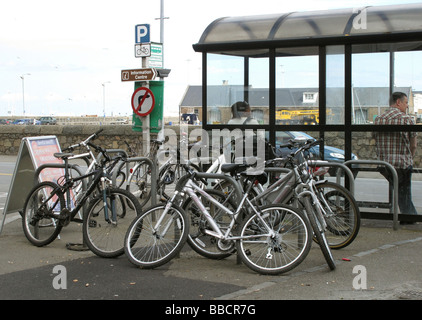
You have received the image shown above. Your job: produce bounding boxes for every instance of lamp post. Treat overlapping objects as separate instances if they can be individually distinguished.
[102,81,110,120]
[20,73,31,115]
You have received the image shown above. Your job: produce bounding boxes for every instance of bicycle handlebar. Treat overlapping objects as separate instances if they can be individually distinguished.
[181,163,208,186]
[62,129,104,152]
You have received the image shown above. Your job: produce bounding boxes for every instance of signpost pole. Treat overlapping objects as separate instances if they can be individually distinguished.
[141,57,150,154]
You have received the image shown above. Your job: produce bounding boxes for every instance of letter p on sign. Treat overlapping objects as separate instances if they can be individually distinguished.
[136,24,150,43]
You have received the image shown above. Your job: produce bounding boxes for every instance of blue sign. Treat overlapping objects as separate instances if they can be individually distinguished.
[135,24,150,44]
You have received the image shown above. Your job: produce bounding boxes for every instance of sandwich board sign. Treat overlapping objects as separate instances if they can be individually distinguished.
[0,136,63,235]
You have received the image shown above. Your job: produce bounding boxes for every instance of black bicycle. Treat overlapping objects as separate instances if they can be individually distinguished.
[21,130,142,258]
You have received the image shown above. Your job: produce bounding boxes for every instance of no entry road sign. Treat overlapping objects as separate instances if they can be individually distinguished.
[131,87,155,117]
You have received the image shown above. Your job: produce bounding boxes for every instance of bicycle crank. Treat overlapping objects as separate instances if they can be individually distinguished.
[217,239,235,252]
[58,208,71,227]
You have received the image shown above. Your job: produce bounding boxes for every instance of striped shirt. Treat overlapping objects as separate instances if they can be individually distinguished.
[375,107,417,169]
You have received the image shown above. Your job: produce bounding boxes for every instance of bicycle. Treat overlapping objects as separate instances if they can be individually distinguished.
[124,138,162,207]
[124,163,313,275]
[61,130,126,204]
[261,139,360,253]
[257,138,357,270]
[198,139,360,270]
[21,131,142,258]
[213,139,360,251]
[124,135,201,206]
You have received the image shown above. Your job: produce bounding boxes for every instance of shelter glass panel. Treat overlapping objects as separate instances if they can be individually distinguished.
[326,45,345,125]
[206,53,245,124]
[248,56,269,124]
[352,46,390,124]
[206,52,269,125]
[394,47,422,121]
[275,48,319,126]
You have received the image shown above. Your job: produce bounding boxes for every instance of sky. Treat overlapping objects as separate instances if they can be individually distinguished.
[1,0,421,117]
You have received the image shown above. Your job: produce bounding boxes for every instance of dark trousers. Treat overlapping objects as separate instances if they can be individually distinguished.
[381,166,418,215]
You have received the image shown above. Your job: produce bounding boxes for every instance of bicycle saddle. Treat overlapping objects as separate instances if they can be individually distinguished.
[220,163,248,174]
[53,152,74,159]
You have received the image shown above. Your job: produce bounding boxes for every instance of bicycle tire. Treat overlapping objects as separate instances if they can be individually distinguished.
[183,189,237,259]
[314,181,360,249]
[127,161,152,207]
[83,188,142,258]
[236,204,312,275]
[124,203,189,268]
[302,197,336,270]
[22,181,65,247]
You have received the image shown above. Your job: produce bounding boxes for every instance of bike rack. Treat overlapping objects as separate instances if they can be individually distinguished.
[95,149,129,187]
[344,160,402,230]
[113,157,157,206]
[307,160,355,194]
[33,163,89,250]
[194,172,243,202]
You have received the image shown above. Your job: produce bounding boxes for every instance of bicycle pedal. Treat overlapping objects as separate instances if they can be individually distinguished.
[59,209,71,227]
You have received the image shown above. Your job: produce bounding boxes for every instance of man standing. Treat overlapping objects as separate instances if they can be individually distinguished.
[375,92,418,224]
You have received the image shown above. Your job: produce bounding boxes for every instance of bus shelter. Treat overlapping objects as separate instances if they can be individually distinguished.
[192,3,422,224]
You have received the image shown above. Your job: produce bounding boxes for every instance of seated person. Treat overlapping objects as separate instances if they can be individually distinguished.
[228,101,259,125]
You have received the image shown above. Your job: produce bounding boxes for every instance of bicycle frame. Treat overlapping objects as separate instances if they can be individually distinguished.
[40,155,120,225]
[156,175,275,243]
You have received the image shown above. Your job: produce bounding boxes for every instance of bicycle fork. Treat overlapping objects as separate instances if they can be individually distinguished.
[150,190,184,239]
[101,176,117,225]
[298,188,328,232]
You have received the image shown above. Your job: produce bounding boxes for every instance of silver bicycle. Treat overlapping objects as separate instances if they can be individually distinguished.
[124,164,312,275]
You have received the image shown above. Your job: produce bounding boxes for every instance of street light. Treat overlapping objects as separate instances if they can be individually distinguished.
[20,73,31,115]
[102,81,110,119]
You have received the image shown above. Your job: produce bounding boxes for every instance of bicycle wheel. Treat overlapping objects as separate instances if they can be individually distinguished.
[22,181,65,247]
[83,188,142,258]
[124,203,189,268]
[127,161,152,207]
[183,189,237,259]
[159,163,201,200]
[302,197,336,270]
[236,204,312,275]
[314,181,360,249]
[115,170,126,188]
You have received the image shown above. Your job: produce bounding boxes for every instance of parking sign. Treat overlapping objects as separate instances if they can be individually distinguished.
[135,24,150,43]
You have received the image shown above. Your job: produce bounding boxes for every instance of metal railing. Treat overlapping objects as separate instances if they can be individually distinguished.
[344,160,400,230]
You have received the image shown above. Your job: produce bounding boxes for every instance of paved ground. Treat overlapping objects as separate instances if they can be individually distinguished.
[1,212,422,301]
[1,154,422,303]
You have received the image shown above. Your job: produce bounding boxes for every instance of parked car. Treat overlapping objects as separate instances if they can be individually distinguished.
[12,119,40,125]
[0,119,10,125]
[38,116,57,125]
[110,118,129,125]
[275,131,358,176]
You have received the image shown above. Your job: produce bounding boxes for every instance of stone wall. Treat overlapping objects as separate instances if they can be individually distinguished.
[0,125,155,156]
[324,131,421,167]
[0,125,420,167]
